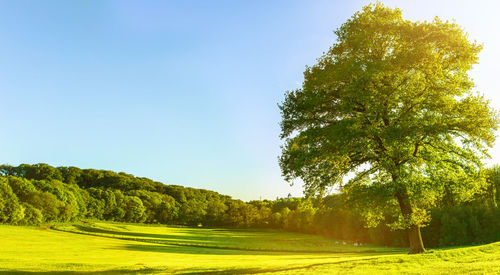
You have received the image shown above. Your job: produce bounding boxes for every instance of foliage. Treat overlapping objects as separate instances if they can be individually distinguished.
[3,163,500,249]
[18,202,43,225]
[0,178,24,224]
[278,3,498,253]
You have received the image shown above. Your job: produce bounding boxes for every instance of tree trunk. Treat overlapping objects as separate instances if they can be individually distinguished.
[407,224,426,254]
[395,191,426,254]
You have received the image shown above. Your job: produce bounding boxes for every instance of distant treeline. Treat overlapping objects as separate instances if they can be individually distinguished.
[1,163,500,248]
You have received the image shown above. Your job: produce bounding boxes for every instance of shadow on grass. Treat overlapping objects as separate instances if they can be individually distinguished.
[120,243,279,255]
[70,225,270,245]
[1,258,377,275]
[56,226,291,255]
[73,225,205,242]
[176,257,384,275]
[119,243,373,257]
[53,224,402,256]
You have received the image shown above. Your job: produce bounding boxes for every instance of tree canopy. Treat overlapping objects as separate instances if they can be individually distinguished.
[279,3,498,254]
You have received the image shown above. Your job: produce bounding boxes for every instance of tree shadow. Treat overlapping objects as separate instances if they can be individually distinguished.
[55,224,402,255]
[121,242,402,258]
[61,225,290,253]
[176,257,380,275]
[119,243,285,255]
[72,225,204,242]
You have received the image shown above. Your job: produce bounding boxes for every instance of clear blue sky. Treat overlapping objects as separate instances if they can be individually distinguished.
[1,0,499,201]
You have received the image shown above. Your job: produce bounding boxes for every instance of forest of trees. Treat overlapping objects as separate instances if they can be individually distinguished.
[1,163,500,248]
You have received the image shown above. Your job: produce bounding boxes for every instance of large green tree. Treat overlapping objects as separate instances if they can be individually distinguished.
[279,3,498,254]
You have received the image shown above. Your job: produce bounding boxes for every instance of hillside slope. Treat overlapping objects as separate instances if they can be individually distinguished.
[1,222,500,274]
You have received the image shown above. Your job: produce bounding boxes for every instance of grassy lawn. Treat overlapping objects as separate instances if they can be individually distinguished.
[1,221,499,274]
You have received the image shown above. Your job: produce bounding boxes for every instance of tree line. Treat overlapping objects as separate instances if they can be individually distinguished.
[1,163,500,248]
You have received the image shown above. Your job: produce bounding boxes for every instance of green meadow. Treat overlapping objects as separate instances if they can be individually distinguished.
[2,221,500,274]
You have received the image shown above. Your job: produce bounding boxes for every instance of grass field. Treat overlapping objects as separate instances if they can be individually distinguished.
[1,222,500,274]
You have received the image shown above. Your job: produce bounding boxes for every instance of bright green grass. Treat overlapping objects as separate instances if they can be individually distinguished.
[1,222,499,274]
